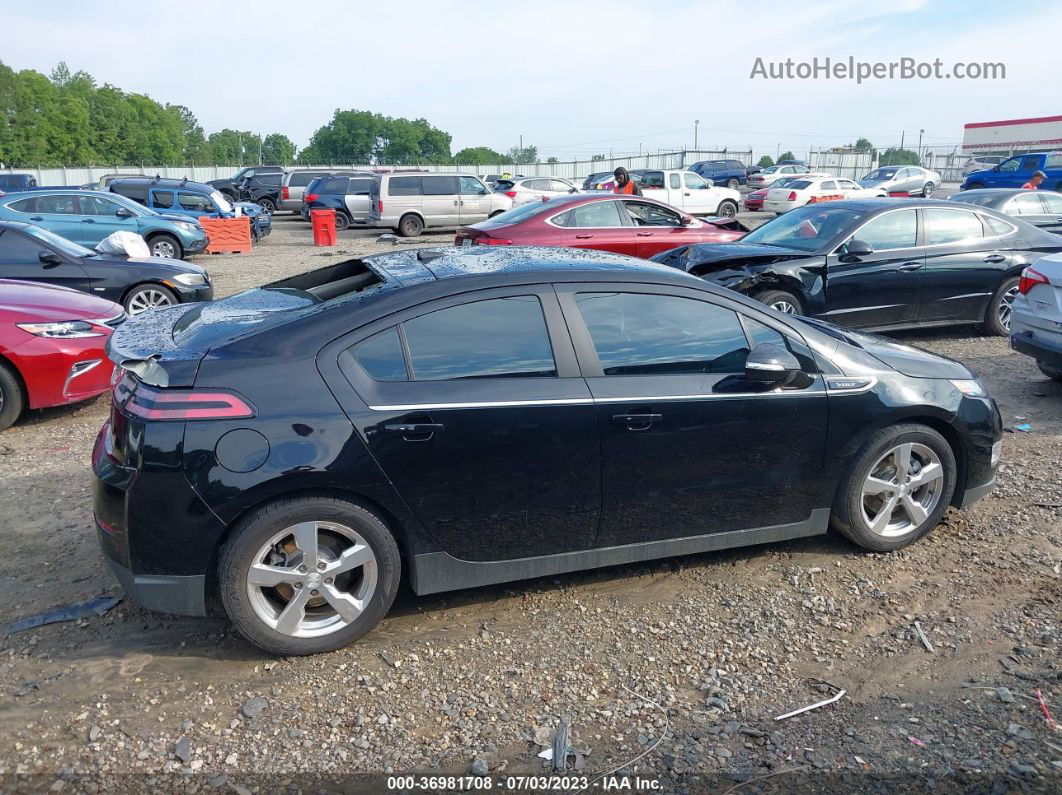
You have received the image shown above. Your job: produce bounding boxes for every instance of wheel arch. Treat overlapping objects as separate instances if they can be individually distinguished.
[120,280,182,307]
[0,350,29,408]
[143,230,184,258]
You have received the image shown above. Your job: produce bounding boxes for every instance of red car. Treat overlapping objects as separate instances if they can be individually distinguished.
[0,279,123,429]
[744,188,769,212]
[454,194,747,259]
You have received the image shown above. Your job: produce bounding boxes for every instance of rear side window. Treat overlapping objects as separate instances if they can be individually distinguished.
[347,179,372,195]
[320,177,351,194]
[924,208,984,245]
[421,176,459,196]
[641,172,665,188]
[1040,192,1062,213]
[669,173,681,189]
[150,190,175,209]
[1046,154,1062,170]
[984,215,1016,236]
[34,195,78,214]
[289,172,323,188]
[6,197,36,213]
[563,201,625,228]
[789,180,813,190]
[389,177,422,196]
[853,209,917,250]
[403,296,556,380]
[576,292,750,376]
[353,328,408,381]
[114,183,148,203]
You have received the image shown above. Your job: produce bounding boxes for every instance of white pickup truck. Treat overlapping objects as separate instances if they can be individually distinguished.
[594,169,741,217]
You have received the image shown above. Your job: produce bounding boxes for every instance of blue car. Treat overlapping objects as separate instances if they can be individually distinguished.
[0,189,208,259]
[299,174,374,229]
[0,174,39,192]
[108,178,272,242]
[961,151,1062,192]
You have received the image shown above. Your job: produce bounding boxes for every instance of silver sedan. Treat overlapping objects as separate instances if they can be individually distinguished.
[858,166,941,197]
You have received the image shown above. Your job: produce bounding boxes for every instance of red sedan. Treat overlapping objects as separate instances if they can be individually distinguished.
[0,279,123,429]
[744,188,769,211]
[454,194,747,258]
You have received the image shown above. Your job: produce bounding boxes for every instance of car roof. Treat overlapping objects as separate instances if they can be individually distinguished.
[111,177,214,192]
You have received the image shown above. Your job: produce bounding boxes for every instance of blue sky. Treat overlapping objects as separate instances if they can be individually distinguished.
[2,0,1054,160]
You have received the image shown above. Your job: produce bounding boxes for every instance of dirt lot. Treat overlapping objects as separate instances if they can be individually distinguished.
[1,215,1060,792]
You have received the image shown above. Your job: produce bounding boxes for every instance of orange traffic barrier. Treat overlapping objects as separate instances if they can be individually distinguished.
[310,209,337,246]
[199,216,253,254]
[807,194,845,204]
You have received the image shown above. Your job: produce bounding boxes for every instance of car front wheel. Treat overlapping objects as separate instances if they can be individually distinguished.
[219,496,401,656]
[753,288,803,315]
[124,284,178,315]
[831,424,957,552]
[0,361,26,431]
[148,233,182,259]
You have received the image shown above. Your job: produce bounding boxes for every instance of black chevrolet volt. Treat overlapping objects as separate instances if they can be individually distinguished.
[92,247,1002,655]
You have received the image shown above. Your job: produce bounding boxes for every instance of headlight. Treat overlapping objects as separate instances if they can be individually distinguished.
[174,222,198,233]
[949,379,987,397]
[16,321,104,339]
[171,273,207,287]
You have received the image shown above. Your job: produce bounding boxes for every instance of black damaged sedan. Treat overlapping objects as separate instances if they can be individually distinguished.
[652,199,1062,335]
[93,247,1001,655]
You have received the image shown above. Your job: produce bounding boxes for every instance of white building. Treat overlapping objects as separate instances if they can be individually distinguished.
[962,115,1062,154]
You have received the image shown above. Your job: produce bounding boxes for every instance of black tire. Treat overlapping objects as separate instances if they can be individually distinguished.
[398,213,424,237]
[257,197,276,214]
[716,200,738,218]
[726,178,740,190]
[147,233,183,260]
[922,182,935,198]
[489,210,505,218]
[753,288,803,316]
[124,283,178,315]
[965,182,985,190]
[334,212,351,231]
[831,423,957,552]
[983,276,1020,336]
[0,360,26,431]
[1037,361,1062,381]
[219,496,401,656]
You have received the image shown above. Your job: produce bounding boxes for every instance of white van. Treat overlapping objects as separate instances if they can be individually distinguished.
[367,174,513,237]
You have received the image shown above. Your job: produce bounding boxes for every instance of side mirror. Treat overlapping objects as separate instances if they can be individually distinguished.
[992,165,1000,172]
[115,207,133,218]
[745,342,803,386]
[569,187,578,193]
[840,239,874,261]
[39,251,62,266]
[680,215,695,225]
[704,179,714,187]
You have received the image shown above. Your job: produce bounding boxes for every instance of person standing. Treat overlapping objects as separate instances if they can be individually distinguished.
[1022,170,1046,190]
[613,167,641,195]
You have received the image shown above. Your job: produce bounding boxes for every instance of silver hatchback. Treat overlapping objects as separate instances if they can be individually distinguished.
[858,166,941,197]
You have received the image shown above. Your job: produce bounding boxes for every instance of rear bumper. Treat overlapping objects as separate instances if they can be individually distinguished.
[105,557,207,616]
[1011,322,1062,368]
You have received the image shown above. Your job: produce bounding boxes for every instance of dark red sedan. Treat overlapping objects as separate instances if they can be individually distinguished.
[454,194,747,258]
[0,279,123,429]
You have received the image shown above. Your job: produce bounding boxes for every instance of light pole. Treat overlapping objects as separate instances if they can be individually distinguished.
[917,128,925,164]
[694,120,700,151]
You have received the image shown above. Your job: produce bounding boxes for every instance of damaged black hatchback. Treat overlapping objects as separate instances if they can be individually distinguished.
[652,199,1062,336]
[93,246,1001,655]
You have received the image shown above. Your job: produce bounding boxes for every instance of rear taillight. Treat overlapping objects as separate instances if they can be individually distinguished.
[503,191,517,199]
[788,191,798,201]
[120,381,255,421]
[377,199,384,214]
[1019,266,1049,295]
[281,186,289,200]
[478,237,513,246]
[304,193,319,202]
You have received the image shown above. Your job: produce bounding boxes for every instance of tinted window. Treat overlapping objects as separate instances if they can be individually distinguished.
[6,197,36,213]
[788,180,813,190]
[347,178,372,195]
[149,190,174,209]
[289,172,324,188]
[1046,154,1062,170]
[258,174,283,186]
[34,195,78,214]
[924,208,984,245]
[1009,193,1047,215]
[114,183,148,203]
[421,176,459,196]
[320,177,351,194]
[984,215,1016,236]
[640,171,665,188]
[625,201,681,226]
[0,230,46,264]
[853,209,917,250]
[459,176,486,195]
[727,160,744,170]
[179,193,214,212]
[389,176,422,196]
[669,173,681,189]
[576,293,750,376]
[403,297,556,380]
[353,328,408,381]
[564,201,625,227]
[1020,156,1041,171]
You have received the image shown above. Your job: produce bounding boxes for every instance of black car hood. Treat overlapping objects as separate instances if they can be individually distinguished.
[652,242,815,274]
[825,323,974,379]
[87,253,206,276]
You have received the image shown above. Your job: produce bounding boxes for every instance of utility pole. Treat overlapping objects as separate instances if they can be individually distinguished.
[917,128,924,163]
[694,120,700,150]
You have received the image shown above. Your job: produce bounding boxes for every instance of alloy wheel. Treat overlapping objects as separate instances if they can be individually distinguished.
[998,285,1019,331]
[923,182,934,198]
[771,300,798,314]
[246,520,378,639]
[151,240,177,258]
[127,289,174,314]
[860,442,944,537]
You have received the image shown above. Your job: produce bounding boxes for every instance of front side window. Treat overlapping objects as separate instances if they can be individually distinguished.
[403,296,556,380]
[852,209,917,250]
[564,201,625,228]
[625,201,681,227]
[924,208,984,245]
[353,327,408,381]
[550,179,573,193]
[179,193,214,212]
[683,172,707,190]
[998,158,1021,172]
[421,176,459,196]
[576,292,750,376]
[459,176,486,195]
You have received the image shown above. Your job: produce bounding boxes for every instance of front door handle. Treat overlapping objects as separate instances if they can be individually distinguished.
[574,234,594,239]
[898,262,923,272]
[383,422,444,441]
[611,413,662,431]
[983,254,1007,263]
[453,200,460,206]
[29,216,43,221]
[636,231,653,236]
[81,218,96,223]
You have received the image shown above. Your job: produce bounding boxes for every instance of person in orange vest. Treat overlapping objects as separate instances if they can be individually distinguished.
[1022,170,1046,190]
[612,167,641,196]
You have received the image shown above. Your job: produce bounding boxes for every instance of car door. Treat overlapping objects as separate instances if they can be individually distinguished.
[822,207,924,327]
[681,171,714,214]
[420,175,460,227]
[556,199,636,255]
[177,191,218,220]
[457,176,491,223]
[0,228,91,292]
[549,178,577,197]
[1035,191,1062,234]
[24,194,84,243]
[621,200,696,258]
[344,177,373,222]
[147,189,178,215]
[558,285,827,546]
[918,207,1011,323]
[77,194,138,245]
[327,288,600,562]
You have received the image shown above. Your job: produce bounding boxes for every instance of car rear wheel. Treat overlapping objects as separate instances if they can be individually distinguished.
[831,424,957,552]
[398,214,424,237]
[334,212,351,231]
[984,276,1020,336]
[0,361,26,431]
[257,197,276,214]
[726,178,740,190]
[147,233,182,259]
[219,496,401,656]
[124,284,178,315]
[753,288,803,315]
[922,182,935,198]
[1037,361,1062,381]
[716,200,738,218]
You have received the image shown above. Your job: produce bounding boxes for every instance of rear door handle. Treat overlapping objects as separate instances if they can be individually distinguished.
[898,262,923,272]
[574,234,594,239]
[983,254,1006,263]
[383,422,444,441]
[30,216,43,221]
[611,413,663,431]
[81,218,96,223]
[636,231,653,236]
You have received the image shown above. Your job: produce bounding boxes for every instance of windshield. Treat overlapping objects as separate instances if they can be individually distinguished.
[211,191,233,213]
[478,200,559,227]
[740,205,867,252]
[862,168,898,180]
[21,223,95,258]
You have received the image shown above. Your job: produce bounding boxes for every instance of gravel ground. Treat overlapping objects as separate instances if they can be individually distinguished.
[0,213,1060,793]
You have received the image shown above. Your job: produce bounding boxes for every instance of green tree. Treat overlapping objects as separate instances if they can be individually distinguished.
[778,150,796,162]
[261,133,296,165]
[169,104,210,164]
[506,144,538,165]
[854,137,874,152]
[879,147,921,166]
[546,156,558,164]
[756,155,774,168]
[303,109,451,165]
[208,129,260,164]
[453,146,506,165]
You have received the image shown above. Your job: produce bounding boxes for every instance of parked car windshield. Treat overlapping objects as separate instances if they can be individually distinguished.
[862,168,900,180]
[740,206,866,251]
[21,223,96,258]
[948,192,1000,207]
